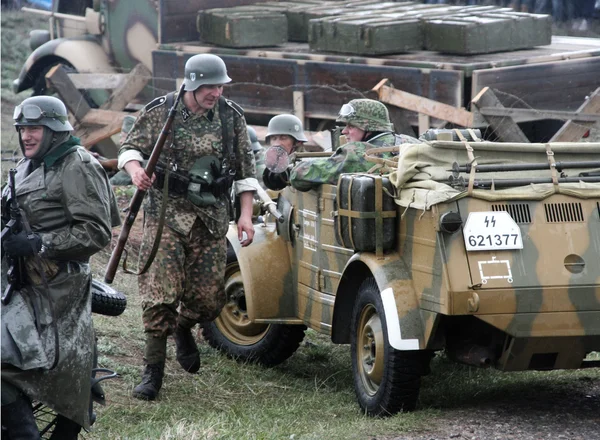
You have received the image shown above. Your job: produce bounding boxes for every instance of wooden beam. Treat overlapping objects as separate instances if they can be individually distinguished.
[471,87,529,143]
[373,79,476,128]
[68,73,127,90]
[550,88,600,142]
[477,107,600,123]
[101,63,152,112]
[78,123,122,152]
[45,64,91,122]
[81,109,128,127]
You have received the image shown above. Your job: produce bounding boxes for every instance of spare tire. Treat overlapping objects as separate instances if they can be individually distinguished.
[91,279,127,317]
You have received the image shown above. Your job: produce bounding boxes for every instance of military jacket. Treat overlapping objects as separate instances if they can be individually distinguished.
[1,140,118,428]
[119,93,255,238]
[290,132,419,192]
[254,147,266,189]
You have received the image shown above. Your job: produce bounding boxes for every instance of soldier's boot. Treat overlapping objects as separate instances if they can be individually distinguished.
[174,316,200,374]
[132,335,166,401]
[48,415,82,440]
[1,393,41,439]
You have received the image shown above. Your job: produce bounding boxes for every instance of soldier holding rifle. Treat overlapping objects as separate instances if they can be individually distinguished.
[117,54,257,400]
[1,96,118,438]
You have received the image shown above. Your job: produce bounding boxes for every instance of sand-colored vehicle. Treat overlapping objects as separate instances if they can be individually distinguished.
[203,137,600,415]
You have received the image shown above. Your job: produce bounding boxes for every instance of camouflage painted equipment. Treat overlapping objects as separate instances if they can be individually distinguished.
[336,98,393,132]
[13,96,73,132]
[247,126,263,152]
[183,53,232,91]
[266,114,308,143]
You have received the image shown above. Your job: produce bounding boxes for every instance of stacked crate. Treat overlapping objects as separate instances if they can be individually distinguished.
[197,1,552,55]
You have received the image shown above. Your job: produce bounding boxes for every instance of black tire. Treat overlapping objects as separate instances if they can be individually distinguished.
[91,279,127,317]
[351,278,429,416]
[201,248,306,367]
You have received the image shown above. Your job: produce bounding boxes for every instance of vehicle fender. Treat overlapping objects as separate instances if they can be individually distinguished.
[226,224,296,321]
[14,36,116,93]
[332,252,425,350]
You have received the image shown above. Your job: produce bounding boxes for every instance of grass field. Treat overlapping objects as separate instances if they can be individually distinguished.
[2,7,600,440]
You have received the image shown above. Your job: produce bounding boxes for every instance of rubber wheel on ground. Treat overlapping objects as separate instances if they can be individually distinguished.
[91,279,127,317]
[351,278,429,416]
[201,248,306,367]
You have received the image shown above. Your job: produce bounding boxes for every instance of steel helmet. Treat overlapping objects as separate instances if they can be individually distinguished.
[265,114,308,143]
[247,126,263,153]
[336,98,393,132]
[13,96,73,132]
[183,54,232,91]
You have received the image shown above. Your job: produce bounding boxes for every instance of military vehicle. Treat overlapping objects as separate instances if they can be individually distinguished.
[203,137,600,416]
[13,0,600,142]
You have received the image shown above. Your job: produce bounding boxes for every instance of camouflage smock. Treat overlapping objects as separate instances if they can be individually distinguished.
[119,93,255,238]
[1,139,119,429]
[290,132,418,192]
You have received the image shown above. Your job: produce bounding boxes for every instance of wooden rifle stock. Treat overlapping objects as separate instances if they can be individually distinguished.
[104,83,185,284]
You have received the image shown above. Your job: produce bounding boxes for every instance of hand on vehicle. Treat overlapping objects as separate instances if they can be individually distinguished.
[3,230,42,257]
[237,214,254,247]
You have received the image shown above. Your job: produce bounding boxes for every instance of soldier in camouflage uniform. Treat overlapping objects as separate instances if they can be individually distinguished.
[289,99,419,192]
[118,54,257,400]
[1,96,119,438]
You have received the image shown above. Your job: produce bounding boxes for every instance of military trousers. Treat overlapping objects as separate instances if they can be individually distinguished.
[138,215,227,338]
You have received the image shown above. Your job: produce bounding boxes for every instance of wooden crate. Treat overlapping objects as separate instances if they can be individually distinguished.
[198,9,287,48]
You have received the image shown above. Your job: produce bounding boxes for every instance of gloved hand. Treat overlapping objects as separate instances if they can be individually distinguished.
[210,163,235,198]
[2,231,42,257]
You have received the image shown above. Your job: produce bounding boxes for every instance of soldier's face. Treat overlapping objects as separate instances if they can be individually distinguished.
[193,85,224,112]
[19,125,44,158]
[342,124,365,142]
[268,134,296,154]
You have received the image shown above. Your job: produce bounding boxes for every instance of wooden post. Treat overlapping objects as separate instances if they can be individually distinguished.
[471,87,529,143]
[550,87,600,142]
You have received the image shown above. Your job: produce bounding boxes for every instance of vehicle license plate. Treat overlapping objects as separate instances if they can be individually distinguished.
[463,211,523,251]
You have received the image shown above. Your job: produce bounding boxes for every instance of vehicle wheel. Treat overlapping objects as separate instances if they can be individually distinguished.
[91,279,127,317]
[351,278,428,416]
[201,248,306,367]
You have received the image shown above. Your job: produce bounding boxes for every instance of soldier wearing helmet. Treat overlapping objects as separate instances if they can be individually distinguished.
[289,98,419,192]
[1,96,119,438]
[118,54,258,400]
[261,114,308,191]
[247,126,267,189]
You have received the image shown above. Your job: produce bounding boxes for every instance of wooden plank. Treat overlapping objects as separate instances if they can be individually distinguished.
[373,80,475,127]
[45,64,91,122]
[477,107,600,123]
[101,64,152,112]
[471,87,529,143]
[81,109,128,126]
[78,123,122,151]
[550,88,600,142]
[68,73,127,90]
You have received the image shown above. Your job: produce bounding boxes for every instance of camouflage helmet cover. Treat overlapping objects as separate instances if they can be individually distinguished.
[184,54,232,91]
[13,96,73,132]
[266,114,308,143]
[247,126,263,152]
[336,98,393,132]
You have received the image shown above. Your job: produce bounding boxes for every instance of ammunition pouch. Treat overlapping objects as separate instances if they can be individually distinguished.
[187,156,220,207]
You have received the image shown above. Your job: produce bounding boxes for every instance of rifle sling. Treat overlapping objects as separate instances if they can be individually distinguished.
[122,92,175,277]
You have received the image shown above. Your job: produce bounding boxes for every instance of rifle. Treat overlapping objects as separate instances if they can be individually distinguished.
[1,169,25,305]
[104,83,185,284]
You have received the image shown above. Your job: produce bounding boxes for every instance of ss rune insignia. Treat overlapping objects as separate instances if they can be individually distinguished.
[190,72,196,81]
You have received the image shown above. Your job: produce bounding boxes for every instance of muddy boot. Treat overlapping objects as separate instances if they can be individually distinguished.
[1,393,41,440]
[174,316,200,373]
[132,335,166,401]
[48,415,81,440]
